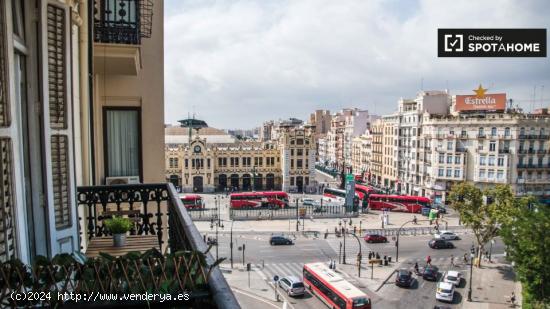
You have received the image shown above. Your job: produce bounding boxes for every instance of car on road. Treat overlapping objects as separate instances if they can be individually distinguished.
[277,276,305,297]
[269,235,294,246]
[364,234,388,243]
[302,198,316,206]
[422,265,439,281]
[436,281,455,303]
[428,239,455,249]
[434,230,460,240]
[395,269,413,288]
[443,270,462,287]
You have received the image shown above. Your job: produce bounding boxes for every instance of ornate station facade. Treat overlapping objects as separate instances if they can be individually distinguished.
[165,121,317,193]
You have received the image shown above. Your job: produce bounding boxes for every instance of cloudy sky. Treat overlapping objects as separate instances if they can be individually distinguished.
[164,0,550,129]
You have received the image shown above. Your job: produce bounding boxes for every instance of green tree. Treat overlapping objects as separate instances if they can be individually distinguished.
[448,183,517,266]
[500,199,550,308]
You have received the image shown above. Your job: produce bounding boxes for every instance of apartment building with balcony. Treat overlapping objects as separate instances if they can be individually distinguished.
[369,119,384,185]
[0,1,237,306]
[421,112,550,203]
[392,91,450,195]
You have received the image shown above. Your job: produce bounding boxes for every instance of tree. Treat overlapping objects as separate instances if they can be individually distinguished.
[448,183,517,266]
[500,199,550,308]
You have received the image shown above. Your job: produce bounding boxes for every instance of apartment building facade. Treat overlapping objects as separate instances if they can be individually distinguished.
[421,112,550,203]
[0,0,164,261]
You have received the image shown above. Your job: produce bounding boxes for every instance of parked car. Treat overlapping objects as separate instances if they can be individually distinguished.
[443,270,462,287]
[269,235,294,246]
[434,230,460,240]
[278,276,305,296]
[395,269,413,288]
[436,282,455,302]
[428,239,454,249]
[422,265,439,281]
[364,234,388,243]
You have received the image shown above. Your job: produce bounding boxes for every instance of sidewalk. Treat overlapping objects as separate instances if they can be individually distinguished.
[461,259,522,309]
[195,210,461,233]
[335,261,398,293]
[219,263,281,303]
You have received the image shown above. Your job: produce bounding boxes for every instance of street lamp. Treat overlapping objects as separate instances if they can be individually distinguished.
[468,246,475,301]
[342,218,348,264]
[229,220,235,269]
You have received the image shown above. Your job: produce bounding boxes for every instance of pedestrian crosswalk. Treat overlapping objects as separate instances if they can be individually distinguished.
[253,261,355,283]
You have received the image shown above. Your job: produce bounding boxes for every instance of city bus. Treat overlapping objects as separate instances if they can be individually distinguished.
[354,184,376,209]
[229,191,289,209]
[367,194,431,213]
[322,188,360,210]
[303,262,371,309]
[180,194,204,209]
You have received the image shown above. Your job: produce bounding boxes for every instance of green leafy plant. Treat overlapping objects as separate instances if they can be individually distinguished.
[104,216,133,234]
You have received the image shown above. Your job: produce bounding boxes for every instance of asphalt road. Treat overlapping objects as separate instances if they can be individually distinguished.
[209,231,505,309]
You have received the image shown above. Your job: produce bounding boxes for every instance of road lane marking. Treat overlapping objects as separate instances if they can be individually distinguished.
[232,288,282,309]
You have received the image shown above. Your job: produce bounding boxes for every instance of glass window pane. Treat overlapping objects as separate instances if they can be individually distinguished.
[106,109,140,177]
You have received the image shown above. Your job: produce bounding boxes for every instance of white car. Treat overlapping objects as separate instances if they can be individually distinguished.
[436,281,455,302]
[434,230,459,240]
[302,198,317,206]
[443,270,462,287]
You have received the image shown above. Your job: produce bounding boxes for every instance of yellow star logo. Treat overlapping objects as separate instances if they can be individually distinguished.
[473,84,487,98]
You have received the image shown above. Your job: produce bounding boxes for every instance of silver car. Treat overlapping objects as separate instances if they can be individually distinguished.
[278,276,305,297]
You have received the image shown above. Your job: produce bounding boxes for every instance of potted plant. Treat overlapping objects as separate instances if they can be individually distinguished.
[104,216,132,247]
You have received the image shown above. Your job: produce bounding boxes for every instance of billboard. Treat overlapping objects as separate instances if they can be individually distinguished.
[455,85,506,112]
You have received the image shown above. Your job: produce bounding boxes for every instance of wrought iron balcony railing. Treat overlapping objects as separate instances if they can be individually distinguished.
[94,0,153,45]
[75,183,239,308]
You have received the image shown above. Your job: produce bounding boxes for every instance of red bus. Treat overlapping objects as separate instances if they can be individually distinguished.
[230,191,289,209]
[322,188,359,210]
[367,194,431,213]
[180,194,204,209]
[355,184,376,208]
[303,263,371,309]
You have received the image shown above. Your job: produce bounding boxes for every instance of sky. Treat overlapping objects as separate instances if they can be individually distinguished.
[164,0,550,129]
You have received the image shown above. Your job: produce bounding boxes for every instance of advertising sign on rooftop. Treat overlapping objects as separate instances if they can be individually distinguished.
[455,85,506,112]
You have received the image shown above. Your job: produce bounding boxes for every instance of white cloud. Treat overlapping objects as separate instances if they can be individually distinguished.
[164,0,550,128]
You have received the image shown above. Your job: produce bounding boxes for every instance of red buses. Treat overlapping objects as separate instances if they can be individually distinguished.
[355,184,376,208]
[367,194,431,213]
[303,263,371,309]
[230,191,289,209]
[180,194,204,209]
[322,188,359,209]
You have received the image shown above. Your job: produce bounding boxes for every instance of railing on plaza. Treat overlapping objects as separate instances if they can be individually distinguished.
[315,164,339,178]
[187,208,220,221]
[230,204,359,220]
[74,183,239,308]
[361,225,469,237]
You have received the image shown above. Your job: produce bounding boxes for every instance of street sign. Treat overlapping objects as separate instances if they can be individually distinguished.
[346,174,354,181]
[273,275,279,282]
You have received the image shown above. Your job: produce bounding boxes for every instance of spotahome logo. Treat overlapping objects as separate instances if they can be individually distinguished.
[438,29,546,57]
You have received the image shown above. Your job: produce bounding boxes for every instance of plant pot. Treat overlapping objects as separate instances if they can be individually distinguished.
[113,233,126,247]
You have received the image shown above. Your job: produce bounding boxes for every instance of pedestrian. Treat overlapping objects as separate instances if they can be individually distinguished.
[463,253,468,264]
[412,215,417,225]
[450,254,455,267]
[510,292,516,306]
[426,255,432,265]
[414,262,419,274]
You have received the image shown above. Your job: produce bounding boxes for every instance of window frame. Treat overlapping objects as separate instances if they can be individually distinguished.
[102,106,143,181]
